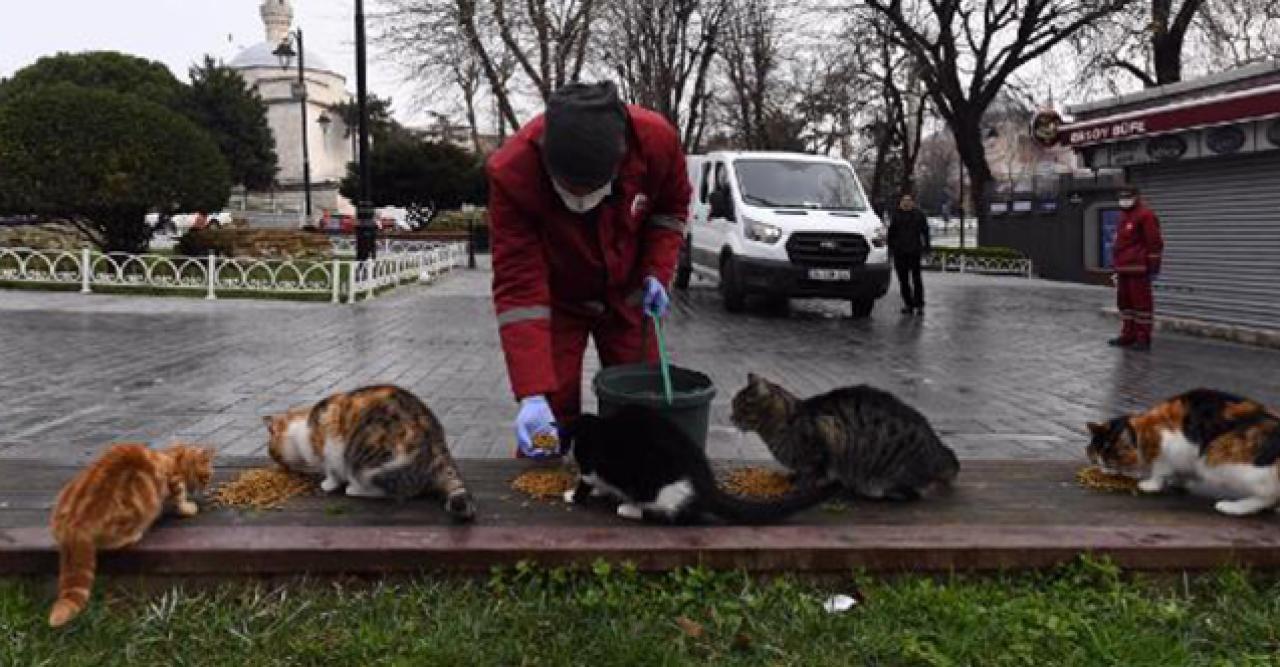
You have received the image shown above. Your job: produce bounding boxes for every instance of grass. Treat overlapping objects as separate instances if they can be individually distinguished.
[5,559,1280,665]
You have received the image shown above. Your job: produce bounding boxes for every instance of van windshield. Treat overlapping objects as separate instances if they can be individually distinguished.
[732,159,868,211]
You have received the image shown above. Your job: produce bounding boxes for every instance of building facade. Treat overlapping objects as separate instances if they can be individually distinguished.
[1058,60,1280,335]
[230,0,355,222]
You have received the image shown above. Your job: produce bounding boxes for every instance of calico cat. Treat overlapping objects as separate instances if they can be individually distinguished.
[561,404,841,524]
[1087,388,1280,515]
[48,443,214,627]
[264,384,475,521]
[730,373,959,500]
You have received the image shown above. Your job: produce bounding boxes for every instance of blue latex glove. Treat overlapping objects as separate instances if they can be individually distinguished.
[643,275,670,318]
[515,395,559,458]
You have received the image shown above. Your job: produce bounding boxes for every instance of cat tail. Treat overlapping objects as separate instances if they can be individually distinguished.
[691,471,841,525]
[49,535,96,628]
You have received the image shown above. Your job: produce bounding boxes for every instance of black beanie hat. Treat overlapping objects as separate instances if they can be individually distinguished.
[544,81,627,190]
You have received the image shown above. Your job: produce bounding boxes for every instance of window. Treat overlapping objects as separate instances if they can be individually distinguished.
[732,159,867,211]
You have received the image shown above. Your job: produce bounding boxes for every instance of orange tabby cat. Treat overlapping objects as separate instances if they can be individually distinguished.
[48,443,214,628]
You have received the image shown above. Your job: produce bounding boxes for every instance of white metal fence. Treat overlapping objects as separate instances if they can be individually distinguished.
[0,242,468,303]
[329,237,457,257]
[921,252,1034,277]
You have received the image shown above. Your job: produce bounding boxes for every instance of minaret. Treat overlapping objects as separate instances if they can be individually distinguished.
[261,0,293,45]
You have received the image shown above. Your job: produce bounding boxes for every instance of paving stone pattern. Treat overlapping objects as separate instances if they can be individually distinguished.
[1,261,1276,463]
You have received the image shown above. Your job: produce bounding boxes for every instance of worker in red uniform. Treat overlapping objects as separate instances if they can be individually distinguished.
[1109,185,1164,351]
[487,81,691,457]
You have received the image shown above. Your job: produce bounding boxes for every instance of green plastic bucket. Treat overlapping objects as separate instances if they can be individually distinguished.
[592,363,717,449]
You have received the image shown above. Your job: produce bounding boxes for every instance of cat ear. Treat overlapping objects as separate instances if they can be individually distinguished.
[1086,422,1106,436]
[747,372,759,384]
[261,415,276,430]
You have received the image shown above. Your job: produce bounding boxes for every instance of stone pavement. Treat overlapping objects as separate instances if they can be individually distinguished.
[1,261,1276,463]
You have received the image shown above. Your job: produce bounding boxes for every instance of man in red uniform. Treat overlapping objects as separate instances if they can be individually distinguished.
[487,81,690,457]
[1109,185,1164,351]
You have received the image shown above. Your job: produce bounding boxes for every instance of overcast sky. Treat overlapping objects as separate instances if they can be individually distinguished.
[0,0,427,122]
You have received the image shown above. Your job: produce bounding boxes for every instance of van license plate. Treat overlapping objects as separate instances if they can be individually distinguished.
[808,268,851,281]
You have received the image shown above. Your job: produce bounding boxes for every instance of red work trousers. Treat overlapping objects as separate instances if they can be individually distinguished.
[1117,275,1154,344]
[546,300,658,423]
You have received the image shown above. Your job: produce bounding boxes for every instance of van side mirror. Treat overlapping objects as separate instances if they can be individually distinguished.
[708,189,734,221]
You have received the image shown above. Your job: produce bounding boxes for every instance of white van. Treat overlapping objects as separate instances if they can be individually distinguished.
[676,151,890,317]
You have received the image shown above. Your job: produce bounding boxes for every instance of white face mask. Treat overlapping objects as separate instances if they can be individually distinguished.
[553,179,612,213]
[1118,197,1136,209]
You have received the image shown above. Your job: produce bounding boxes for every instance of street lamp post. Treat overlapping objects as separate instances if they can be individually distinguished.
[354,0,377,261]
[958,160,966,250]
[273,30,312,224]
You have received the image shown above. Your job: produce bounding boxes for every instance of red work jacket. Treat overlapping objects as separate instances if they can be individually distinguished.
[488,106,691,400]
[1112,202,1164,276]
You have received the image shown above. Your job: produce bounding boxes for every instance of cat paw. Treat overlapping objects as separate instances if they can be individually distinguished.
[345,484,386,498]
[320,477,342,493]
[177,501,199,517]
[616,504,644,521]
[1215,499,1272,516]
[1137,478,1165,494]
[562,489,577,504]
[445,491,476,522]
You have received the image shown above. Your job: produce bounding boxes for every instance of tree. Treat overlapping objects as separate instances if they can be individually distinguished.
[0,52,278,192]
[1071,0,1280,93]
[338,138,484,228]
[598,0,727,150]
[184,57,278,190]
[1196,0,1280,71]
[1071,0,1203,89]
[718,0,783,149]
[333,93,401,155]
[375,0,518,152]
[863,0,1132,226]
[0,85,231,252]
[0,51,185,107]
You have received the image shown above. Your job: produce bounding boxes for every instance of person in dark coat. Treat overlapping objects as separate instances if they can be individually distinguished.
[887,193,931,315]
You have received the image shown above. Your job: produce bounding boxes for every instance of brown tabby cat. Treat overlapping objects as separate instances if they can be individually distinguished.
[263,384,476,521]
[48,443,214,627]
[731,373,959,500]
[1087,388,1280,515]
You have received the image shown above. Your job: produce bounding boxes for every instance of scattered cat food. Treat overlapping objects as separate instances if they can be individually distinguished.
[720,466,793,499]
[213,467,316,510]
[531,431,560,453]
[1075,466,1139,494]
[511,468,576,500]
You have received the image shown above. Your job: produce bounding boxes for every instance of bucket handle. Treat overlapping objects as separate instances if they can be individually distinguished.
[650,314,675,406]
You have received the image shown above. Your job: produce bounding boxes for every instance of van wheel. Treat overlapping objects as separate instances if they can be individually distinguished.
[850,298,875,318]
[674,238,692,290]
[720,255,746,312]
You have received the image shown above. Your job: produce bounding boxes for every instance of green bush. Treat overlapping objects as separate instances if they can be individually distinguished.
[0,85,231,253]
[429,209,488,231]
[174,228,236,257]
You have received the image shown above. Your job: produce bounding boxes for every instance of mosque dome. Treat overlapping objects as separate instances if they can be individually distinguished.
[230,0,339,76]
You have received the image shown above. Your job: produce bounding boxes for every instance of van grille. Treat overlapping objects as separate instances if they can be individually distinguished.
[786,232,869,268]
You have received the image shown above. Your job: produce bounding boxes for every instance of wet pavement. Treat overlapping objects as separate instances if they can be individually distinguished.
[1,260,1276,462]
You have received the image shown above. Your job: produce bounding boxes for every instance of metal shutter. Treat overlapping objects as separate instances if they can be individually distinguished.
[1132,151,1280,331]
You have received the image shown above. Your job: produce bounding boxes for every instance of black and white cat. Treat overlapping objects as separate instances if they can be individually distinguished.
[560,405,839,524]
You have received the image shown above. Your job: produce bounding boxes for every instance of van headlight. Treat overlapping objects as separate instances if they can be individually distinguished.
[871,224,887,248]
[745,219,782,244]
